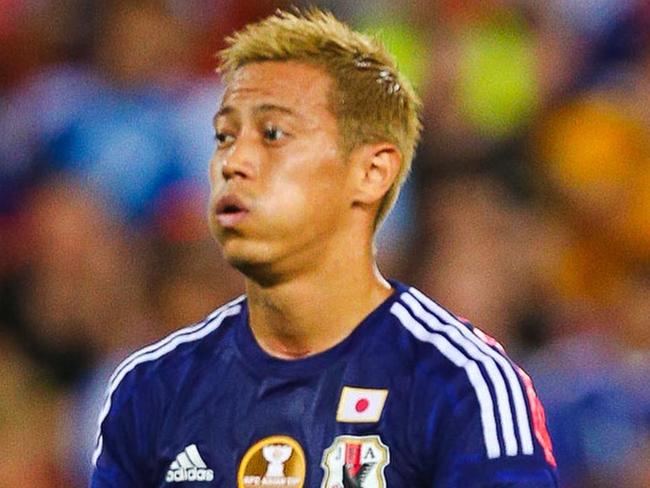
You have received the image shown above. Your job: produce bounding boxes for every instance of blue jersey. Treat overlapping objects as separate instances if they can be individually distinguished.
[91,281,558,487]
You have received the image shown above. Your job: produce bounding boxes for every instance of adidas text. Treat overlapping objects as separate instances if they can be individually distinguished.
[166,466,214,483]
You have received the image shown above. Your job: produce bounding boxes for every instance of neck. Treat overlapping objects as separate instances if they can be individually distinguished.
[245,246,392,359]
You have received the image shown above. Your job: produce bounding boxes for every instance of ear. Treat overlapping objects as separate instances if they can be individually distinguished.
[349,143,402,207]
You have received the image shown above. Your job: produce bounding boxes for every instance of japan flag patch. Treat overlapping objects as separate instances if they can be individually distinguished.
[336,387,388,423]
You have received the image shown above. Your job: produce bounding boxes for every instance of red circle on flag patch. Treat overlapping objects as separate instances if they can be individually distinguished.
[355,398,369,412]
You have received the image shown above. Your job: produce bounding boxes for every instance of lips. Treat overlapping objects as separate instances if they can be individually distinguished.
[214,194,250,228]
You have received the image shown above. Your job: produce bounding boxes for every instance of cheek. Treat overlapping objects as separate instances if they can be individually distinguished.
[265,176,310,214]
[208,154,222,187]
[265,165,345,225]
[259,138,348,225]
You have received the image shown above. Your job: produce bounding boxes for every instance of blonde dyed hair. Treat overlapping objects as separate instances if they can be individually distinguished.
[218,8,422,228]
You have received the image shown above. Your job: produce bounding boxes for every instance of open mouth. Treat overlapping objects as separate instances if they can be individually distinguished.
[215,195,249,227]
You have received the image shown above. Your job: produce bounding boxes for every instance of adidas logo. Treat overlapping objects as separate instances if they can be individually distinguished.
[165,444,214,483]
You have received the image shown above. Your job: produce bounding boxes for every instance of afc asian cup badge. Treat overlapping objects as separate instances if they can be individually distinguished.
[238,435,306,488]
[320,435,390,488]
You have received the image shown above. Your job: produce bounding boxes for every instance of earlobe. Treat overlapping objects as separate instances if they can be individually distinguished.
[352,143,401,206]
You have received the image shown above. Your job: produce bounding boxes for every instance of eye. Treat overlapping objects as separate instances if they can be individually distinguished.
[214,131,234,148]
[263,125,285,142]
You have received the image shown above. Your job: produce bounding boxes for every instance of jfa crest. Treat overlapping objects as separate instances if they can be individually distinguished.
[320,435,389,488]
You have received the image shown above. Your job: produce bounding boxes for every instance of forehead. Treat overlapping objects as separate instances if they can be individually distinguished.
[220,61,333,115]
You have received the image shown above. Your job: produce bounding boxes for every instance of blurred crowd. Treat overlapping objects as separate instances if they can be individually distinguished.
[0,1,648,486]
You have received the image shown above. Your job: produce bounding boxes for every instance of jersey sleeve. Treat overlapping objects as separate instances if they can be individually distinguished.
[428,363,558,488]
[90,365,158,487]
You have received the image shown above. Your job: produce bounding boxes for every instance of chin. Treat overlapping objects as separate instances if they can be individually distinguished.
[218,238,281,283]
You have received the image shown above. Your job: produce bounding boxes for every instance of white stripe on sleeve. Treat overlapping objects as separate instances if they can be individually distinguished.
[391,302,501,459]
[92,301,242,466]
[401,292,518,456]
[409,287,534,455]
[108,295,245,388]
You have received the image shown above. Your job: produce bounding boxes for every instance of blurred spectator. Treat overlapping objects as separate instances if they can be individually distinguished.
[2,177,154,384]
[148,236,244,336]
[43,0,214,224]
[526,50,650,487]
[0,332,68,487]
[411,175,543,349]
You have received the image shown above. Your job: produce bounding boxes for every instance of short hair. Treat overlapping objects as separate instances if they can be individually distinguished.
[218,8,422,228]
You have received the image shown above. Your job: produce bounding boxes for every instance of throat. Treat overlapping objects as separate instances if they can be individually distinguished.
[247,296,324,359]
[245,271,393,360]
[262,339,314,359]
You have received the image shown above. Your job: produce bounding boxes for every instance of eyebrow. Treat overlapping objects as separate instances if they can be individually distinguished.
[213,103,299,125]
[254,104,297,117]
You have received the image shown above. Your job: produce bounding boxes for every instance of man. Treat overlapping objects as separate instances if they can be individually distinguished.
[91,9,558,487]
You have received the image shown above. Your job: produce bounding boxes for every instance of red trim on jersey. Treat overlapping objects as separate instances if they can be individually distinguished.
[518,367,557,468]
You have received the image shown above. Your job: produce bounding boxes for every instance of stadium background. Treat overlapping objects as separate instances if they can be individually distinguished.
[0,0,648,486]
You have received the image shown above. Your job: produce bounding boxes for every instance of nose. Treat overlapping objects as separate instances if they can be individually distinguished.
[219,135,257,182]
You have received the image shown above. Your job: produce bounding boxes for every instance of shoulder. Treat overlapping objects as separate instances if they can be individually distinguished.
[97,295,245,425]
[387,284,512,380]
[92,295,246,466]
[108,295,245,398]
[388,284,556,467]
